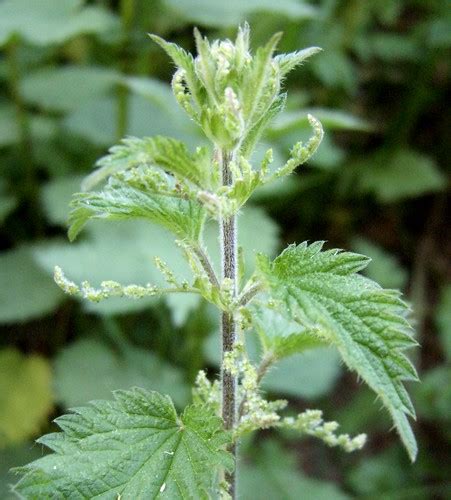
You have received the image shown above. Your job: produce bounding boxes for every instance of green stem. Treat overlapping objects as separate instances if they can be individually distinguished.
[220,149,238,498]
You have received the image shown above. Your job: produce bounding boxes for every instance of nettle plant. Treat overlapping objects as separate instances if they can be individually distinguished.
[14,25,418,499]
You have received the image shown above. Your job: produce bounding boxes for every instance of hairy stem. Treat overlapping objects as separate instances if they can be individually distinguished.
[220,150,238,497]
[193,245,220,288]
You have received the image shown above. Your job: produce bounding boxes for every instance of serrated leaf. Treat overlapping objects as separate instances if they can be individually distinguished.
[20,66,120,112]
[149,36,202,107]
[274,47,322,77]
[241,94,287,159]
[0,0,118,47]
[68,177,206,242]
[163,0,317,27]
[251,304,325,359]
[240,440,349,500]
[257,241,418,460]
[14,389,232,499]
[0,349,53,447]
[352,237,408,290]
[0,246,63,324]
[0,445,45,500]
[54,338,189,409]
[83,135,213,191]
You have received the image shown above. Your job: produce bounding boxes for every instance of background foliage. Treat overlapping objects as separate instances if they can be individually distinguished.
[0,0,449,498]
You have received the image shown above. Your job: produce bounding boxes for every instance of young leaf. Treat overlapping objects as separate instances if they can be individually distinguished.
[250,304,325,360]
[274,47,322,77]
[82,136,214,191]
[257,241,419,461]
[14,389,232,499]
[149,34,202,108]
[241,93,287,159]
[68,178,206,242]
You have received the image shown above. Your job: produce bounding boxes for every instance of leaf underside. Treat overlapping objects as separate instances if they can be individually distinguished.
[258,241,418,461]
[14,388,232,499]
[68,180,205,242]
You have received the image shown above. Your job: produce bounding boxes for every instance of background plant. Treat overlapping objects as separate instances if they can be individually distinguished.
[0,1,449,499]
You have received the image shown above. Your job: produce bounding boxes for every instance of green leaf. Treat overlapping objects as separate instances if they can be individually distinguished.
[262,348,341,399]
[54,338,190,409]
[414,366,451,423]
[0,0,118,47]
[257,241,419,461]
[251,304,325,360]
[14,389,232,499]
[149,35,202,108]
[68,177,206,242]
[274,47,322,78]
[241,94,287,159]
[163,0,317,27]
[0,445,45,500]
[436,285,451,362]
[270,108,372,136]
[40,175,84,226]
[20,66,120,112]
[83,135,214,191]
[347,447,410,497]
[350,150,446,202]
[240,440,349,500]
[0,246,63,324]
[64,93,199,148]
[0,349,53,447]
[352,237,408,290]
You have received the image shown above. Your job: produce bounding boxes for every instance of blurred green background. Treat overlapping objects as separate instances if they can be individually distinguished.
[0,0,449,498]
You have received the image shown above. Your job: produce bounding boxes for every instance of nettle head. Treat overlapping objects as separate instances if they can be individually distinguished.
[151,24,320,151]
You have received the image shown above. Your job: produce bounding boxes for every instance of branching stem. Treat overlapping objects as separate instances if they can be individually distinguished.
[237,282,264,307]
[193,245,220,288]
[220,149,238,498]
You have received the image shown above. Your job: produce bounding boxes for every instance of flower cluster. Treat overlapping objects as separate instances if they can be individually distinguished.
[152,24,320,152]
